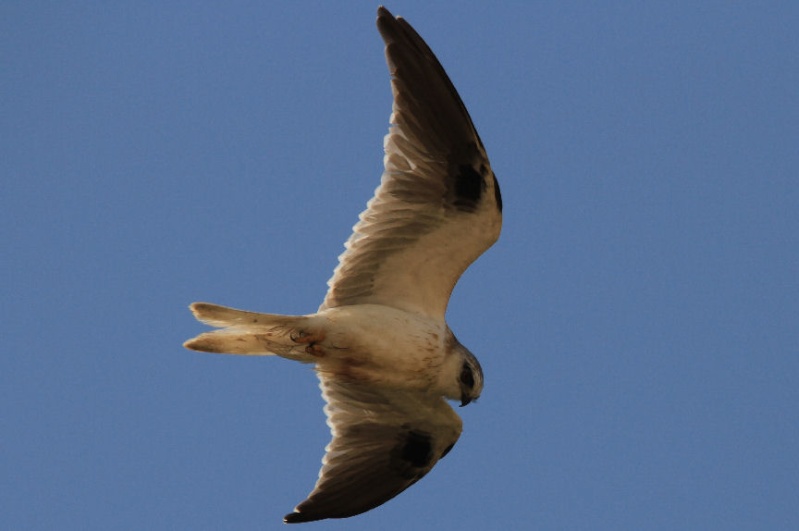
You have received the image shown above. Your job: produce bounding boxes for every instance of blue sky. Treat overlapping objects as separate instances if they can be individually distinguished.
[3,2,798,529]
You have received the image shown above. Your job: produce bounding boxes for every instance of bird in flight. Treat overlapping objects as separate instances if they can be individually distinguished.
[184,6,502,523]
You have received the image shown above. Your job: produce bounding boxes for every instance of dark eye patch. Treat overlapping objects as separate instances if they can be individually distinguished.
[460,363,474,389]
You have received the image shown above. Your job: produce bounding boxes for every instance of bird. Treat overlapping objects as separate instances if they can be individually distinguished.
[184,6,502,524]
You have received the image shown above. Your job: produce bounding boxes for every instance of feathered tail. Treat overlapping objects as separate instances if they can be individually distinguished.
[183,302,315,361]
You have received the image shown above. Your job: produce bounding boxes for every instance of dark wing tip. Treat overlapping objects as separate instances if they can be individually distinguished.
[376,6,422,55]
[375,3,491,170]
[376,5,393,20]
[283,511,309,524]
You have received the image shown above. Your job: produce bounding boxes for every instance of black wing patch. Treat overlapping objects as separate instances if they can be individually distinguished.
[453,164,485,212]
[397,429,434,470]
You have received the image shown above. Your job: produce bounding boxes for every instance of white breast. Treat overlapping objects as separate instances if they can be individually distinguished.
[313,304,449,390]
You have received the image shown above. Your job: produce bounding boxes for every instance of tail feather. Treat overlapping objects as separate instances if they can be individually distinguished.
[189,302,298,328]
[183,302,314,360]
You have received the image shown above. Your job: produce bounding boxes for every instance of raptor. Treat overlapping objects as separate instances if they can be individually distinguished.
[184,6,502,523]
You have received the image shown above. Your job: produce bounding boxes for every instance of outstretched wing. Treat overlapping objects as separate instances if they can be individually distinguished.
[319,6,502,320]
[283,374,463,524]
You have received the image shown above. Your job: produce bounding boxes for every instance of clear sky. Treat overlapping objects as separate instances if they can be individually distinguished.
[3,2,798,530]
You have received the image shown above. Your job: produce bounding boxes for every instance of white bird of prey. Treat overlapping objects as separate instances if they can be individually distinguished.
[184,6,502,524]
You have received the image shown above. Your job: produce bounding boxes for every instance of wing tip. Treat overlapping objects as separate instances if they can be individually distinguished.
[376,5,392,19]
[283,511,314,524]
[376,6,404,41]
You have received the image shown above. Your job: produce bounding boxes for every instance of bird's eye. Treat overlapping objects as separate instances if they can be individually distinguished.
[460,363,474,389]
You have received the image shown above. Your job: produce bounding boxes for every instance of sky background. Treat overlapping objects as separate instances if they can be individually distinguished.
[3,2,798,530]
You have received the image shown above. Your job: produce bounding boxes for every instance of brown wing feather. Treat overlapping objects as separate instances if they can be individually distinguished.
[319,6,502,319]
[284,374,462,523]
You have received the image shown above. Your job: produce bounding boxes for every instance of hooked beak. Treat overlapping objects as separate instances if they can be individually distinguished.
[460,395,472,407]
